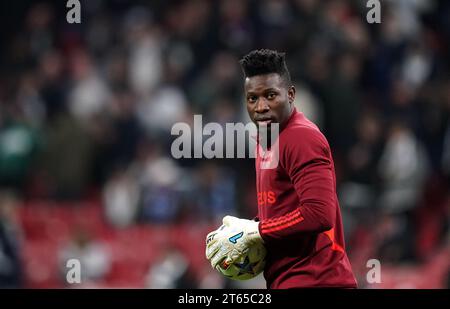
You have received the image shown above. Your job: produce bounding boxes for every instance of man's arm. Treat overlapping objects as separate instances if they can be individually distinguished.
[259,127,337,244]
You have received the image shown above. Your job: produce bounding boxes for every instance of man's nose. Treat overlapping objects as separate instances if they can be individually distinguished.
[255,98,270,113]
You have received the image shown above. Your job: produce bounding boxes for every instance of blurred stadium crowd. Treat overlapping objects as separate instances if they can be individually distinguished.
[0,0,449,288]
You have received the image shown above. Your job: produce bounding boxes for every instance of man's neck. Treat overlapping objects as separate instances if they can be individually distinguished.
[280,107,296,132]
[257,108,296,150]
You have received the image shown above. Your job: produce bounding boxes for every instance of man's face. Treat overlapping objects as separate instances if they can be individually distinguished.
[245,73,295,131]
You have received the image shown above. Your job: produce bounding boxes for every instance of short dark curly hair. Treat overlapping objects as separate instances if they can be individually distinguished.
[239,49,291,85]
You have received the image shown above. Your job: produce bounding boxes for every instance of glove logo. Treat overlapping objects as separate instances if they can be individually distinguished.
[206,233,216,245]
[229,232,244,244]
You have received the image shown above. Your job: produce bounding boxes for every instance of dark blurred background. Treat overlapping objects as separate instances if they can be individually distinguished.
[0,0,449,288]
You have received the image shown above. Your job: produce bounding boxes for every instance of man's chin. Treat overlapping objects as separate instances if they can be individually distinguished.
[257,124,271,130]
[257,123,278,136]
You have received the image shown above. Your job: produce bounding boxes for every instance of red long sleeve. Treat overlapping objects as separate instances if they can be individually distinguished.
[259,126,336,241]
[254,108,356,288]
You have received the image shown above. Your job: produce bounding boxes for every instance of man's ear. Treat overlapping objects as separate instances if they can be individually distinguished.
[288,86,296,104]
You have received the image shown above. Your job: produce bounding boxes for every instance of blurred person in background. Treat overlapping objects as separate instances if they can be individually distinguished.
[376,121,430,262]
[339,108,385,238]
[0,103,41,194]
[192,162,237,222]
[136,142,184,223]
[102,165,139,228]
[146,244,195,289]
[0,192,23,288]
[58,228,111,286]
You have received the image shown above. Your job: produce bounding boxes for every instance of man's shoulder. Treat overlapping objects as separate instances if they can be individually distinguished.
[281,112,329,150]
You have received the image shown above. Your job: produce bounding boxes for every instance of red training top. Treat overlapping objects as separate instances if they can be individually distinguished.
[255,108,357,289]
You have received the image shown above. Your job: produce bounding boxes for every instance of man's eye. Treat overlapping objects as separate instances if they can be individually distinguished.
[248,96,257,103]
[267,92,276,99]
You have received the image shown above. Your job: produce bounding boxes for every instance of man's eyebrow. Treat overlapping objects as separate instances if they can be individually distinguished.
[246,87,280,94]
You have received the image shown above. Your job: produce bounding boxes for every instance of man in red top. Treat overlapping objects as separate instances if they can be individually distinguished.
[206,49,357,288]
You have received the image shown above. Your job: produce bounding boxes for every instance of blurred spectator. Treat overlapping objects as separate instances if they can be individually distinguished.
[137,147,183,223]
[146,245,194,289]
[189,51,241,113]
[0,192,23,288]
[385,0,434,41]
[25,3,55,59]
[191,162,237,221]
[68,49,112,124]
[377,121,430,214]
[125,7,163,97]
[322,50,362,153]
[103,166,139,228]
[58,228,111,285]
[375,121,431,263]
[347,108,384,188]
[400,42,433,90]
[0,105,41,192]
[292,84,324,129]
[92,89,142,184]
[218,0,254,53]
[38,49,68,123]
[339,108,384,237]
[136,85,189,134]
[38,112,95,199]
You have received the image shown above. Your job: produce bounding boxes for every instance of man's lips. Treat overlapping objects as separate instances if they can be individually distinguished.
[255,118,273,125]
[257,119,272,125]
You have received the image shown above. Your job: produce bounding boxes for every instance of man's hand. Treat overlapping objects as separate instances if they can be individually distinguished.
[205,216,262,269]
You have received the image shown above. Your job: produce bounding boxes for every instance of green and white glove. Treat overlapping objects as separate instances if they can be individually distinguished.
[205,216,263,269]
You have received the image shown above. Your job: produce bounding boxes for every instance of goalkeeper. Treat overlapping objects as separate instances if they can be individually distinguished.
[206,49,357,288]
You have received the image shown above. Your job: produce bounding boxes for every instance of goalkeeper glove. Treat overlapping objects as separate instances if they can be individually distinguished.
[205,215,262,269]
